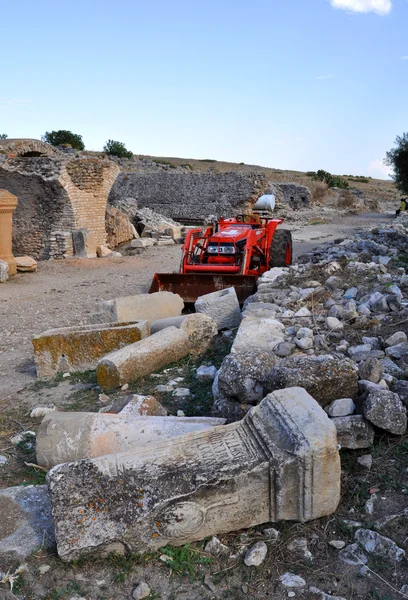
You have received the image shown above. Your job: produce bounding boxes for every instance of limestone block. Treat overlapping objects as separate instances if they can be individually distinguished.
[97,326,187,390]
[0,485,55,561]
[96,314,216,389]
[331,415,375,449]
[180,313,218,356]
[119,395,168,417]
[37,412,226,468]
[32,321,149,379]
[150,315,188,334]
[231,317,285,354]
[131,238,155,248]
[72,228,97,258]
[15,256,37,272]
[195,287,241,331]
[90,291,184,325]
[97,245,112,258]
[47,387,340,562]
[0,259,8,283]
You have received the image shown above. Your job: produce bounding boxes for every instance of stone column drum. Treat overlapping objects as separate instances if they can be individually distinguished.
[0,189,18,275]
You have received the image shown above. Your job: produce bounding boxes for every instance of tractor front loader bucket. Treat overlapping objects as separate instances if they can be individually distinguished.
[149,273,258,304]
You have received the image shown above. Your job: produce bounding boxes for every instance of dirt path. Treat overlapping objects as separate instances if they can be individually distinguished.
[0,212,395,399]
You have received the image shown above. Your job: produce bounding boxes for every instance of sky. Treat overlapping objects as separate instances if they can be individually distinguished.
[1,0,407,179]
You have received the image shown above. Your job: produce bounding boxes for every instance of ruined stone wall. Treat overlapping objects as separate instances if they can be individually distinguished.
[0,153,120,259]
[109,171,268,220]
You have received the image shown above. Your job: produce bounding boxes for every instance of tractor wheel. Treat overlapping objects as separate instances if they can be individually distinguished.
[269,229,292,267]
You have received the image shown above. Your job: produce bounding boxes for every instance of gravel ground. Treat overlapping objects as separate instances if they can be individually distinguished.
[0,212,395,399]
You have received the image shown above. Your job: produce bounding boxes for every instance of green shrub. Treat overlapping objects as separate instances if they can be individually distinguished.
[0,133,7,139]
[42,130,85,150]
[312,169,349,189]
[103,139,133,159]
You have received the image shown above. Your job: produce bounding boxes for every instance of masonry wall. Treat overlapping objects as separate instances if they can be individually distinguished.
[109,171,268,220]
[0,156,120,260]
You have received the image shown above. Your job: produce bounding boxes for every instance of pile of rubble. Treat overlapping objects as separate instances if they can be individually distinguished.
[1,214,408,598]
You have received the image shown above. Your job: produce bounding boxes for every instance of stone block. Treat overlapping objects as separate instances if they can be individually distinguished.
[0,485,55,561]
[231,317,285,354]
[47,387,340,561]
[363,389,407,435]
[131,238,155,248]
[150,315,187,334]
[195,287,241,331]
[0,259,8,283]
[119,395,168,417]
[37,412,225,468]
[267,355,359,407]
[15,255,37,272]
[32,321,149,379]
[96,315,216,390]
[72,228,97,258]
[90,291,184,325]
[331,415,375,449]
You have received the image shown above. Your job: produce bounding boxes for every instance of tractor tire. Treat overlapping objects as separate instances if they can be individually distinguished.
[269,229,293,268]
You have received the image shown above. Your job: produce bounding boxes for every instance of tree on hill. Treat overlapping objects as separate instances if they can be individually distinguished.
[103,139,133,159]
[42,130,85,150]
[0,133,8,139]
[385,133,408,194]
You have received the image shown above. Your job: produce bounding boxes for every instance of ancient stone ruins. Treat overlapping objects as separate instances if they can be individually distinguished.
[1,139,408,599]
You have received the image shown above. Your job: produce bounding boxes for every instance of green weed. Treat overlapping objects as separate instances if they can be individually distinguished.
[160,544,212,582]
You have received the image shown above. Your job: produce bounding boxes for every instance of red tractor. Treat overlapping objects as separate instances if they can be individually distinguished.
[149,195,292,303]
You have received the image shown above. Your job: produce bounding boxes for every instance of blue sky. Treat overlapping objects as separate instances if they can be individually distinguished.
[1,0,407,178]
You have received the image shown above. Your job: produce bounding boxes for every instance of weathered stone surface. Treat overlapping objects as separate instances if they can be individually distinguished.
[96,326,189,390]
[33,321,149,379]
[391,380,408,407]
[180,313,218,356]
[385,342,408,360]
[15,255,37,272]
[244,541,268,566]
[37,412,225,468]
[231,317,285,354]
[0,485,55,561]
[354,529,405,562]
[331,415,375,449]
[105,203,136,248]
[325,398,355,417]
[150,315,187,334]
[358,358,383,384]
[0,259,8,282]
[47,387,340,561]
[131,238,155,248]
[0,189,18,275]
[211,395,248,423]
[363,389,407,435]
[91,291,184,325]
[118,395,168,417]
[72,228,97,258]
[216,350,277,404]
[196,365,217,382]
[267,355,358,407]
[385,331,407,347]
[195,287,241,331]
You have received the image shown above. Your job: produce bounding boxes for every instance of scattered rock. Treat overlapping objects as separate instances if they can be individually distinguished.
[195,287,241,331]
[15,256,37,272]
[196,365,217,381]
[204,536,229,555]
[385,331,407,347]
[325,398,355,417]
[329,540,346,550]
[339,543,368,566]
[363,389,407,435]
[30,405,56,419]
[354,528,405,562]
[0,259,9,283]
[132,581,151,600]
[332,415,374,449]
[280,572,306,588]
[217,350,277,403]
[263,527,280,541]
[358,358,383,384]
[244,541,268,566]
[357,454,373,470]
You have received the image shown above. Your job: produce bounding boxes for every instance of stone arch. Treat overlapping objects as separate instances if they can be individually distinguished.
[0,139,58,158]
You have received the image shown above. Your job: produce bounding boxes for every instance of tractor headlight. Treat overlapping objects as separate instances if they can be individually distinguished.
[207,245,218,254]
[223,247,235,254]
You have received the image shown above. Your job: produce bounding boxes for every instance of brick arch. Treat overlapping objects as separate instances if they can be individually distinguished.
[0,138,58,157]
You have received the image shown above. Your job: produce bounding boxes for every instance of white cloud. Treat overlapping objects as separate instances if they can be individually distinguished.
[330,0,392,15]
[315,74,334,79]
[367,158,392,179]
[0,97,31,107]
[400,56,408,60]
